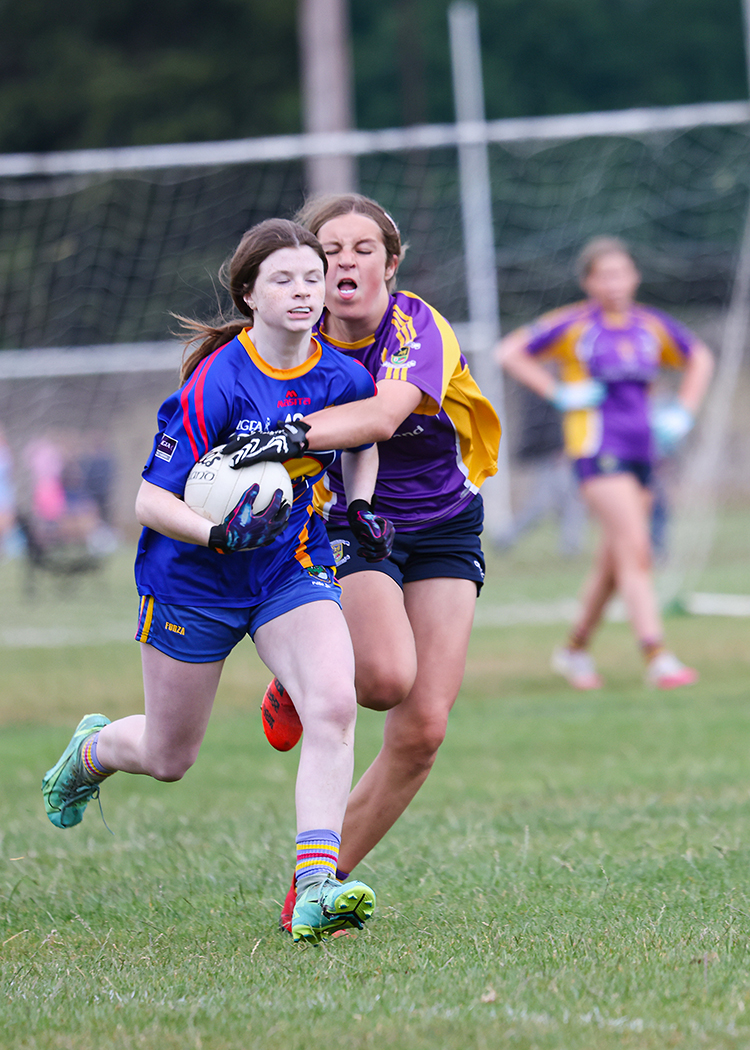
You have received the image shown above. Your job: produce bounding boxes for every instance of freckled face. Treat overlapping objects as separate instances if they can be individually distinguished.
[582,251,640,313]
[317,213,398,332]
[246,245,326,332]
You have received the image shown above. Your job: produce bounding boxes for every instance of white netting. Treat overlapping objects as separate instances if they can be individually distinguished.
[0,114,748,599]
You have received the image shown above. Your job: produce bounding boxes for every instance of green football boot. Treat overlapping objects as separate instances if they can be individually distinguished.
[42,714,111,828]
[291,878,376,944]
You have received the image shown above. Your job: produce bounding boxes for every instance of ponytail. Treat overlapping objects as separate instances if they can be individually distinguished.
[174,316,247,384]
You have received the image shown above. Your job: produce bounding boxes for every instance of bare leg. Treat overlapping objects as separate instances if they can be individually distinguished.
[581,473,661,643]
[339,570,417,711]
[95,644,223,781]
[569,537,617,644]
[254,600,357,834]
[338,576,477,872]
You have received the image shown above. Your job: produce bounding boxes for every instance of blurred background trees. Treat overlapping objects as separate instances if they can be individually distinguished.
[0,0,746,153]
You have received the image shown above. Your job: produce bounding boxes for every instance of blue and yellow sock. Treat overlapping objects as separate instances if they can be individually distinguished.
[295,829,340,890]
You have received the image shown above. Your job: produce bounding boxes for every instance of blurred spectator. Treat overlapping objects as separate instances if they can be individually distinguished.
[0,425,18,557]
[26,432,118,555]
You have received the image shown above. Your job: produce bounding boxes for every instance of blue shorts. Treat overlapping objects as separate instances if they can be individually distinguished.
[574,455,653,489]
[327,493,486,594]
[135,564,341,663]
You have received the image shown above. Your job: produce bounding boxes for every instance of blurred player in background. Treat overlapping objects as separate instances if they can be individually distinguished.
[494,385,586,556]
[235,194,501,932]
[497,236,713,690]
[42,219,391,943]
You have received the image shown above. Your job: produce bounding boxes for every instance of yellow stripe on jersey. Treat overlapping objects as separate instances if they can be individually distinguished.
[392,304,418,347]
[562,408,602,458]
[647,316,690,369]
[440,360,501,489]
[312,474,337,520]
[293,506,314,568]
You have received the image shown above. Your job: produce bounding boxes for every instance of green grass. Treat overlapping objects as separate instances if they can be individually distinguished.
[2,525,750,1048]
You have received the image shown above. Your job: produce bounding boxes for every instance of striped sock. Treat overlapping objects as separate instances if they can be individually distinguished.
[568,629,589,651]
[640,639,664,663]
[335,868,350,882]
[295,829,340,890]
[81,732,115,783]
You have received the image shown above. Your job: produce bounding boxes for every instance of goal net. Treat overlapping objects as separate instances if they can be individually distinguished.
[1,106,749,619]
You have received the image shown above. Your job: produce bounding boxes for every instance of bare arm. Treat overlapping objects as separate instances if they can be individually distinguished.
[677,342,714,413]
[340,445,380,506]
[302,379,423,450]
[495,325,557,400]
[135,479,212,546]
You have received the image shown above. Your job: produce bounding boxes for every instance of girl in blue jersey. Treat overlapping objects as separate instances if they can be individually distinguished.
[498,237,713,690]
[228,196,502,931]
[41,219,389,944]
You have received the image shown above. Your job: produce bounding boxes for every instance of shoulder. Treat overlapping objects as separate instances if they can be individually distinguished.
[526,300,592,353]
[314,338,376,392]
[384,291,460,353]
[390,291,451,331]
[633,303,697,345]
[532,300,592,331]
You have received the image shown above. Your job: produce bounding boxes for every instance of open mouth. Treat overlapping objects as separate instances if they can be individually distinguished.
[337,278,357,301]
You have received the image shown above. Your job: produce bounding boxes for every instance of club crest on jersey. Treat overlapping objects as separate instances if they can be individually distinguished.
[307,565,334,586]
[390,345,411,364]
[155,434,178,461]
[330,539,350,566]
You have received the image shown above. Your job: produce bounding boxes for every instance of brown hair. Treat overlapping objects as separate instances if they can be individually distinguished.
[295,193,406,292]
[575,236,634,282]
[177,218,327,383]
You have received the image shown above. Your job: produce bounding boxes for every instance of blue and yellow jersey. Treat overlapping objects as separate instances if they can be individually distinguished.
[313,291,501,531]
[135,329,375,607]
[526,300,697,461]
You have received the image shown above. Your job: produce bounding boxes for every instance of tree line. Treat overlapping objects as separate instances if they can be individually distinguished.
[0,0,746,154]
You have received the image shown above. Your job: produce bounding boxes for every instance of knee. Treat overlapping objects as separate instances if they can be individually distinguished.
[612,533,652,577]
[355,662,416,712]
[144,748,199,783]
[390,719,448,774]
[300,685,357,735]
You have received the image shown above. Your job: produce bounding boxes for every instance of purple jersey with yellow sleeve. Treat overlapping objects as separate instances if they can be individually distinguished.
[135,328,375,607]
[526,300,698,462]
[313,291,501,531]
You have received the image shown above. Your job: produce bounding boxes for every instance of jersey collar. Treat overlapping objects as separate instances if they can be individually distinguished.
[239,328,323,377]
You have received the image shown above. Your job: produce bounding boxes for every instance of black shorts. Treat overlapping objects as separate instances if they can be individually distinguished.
[574,454,653,489]
[327,493,486,594]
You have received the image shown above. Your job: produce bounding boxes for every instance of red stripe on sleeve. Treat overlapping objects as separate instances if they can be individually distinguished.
[180,349,221,461]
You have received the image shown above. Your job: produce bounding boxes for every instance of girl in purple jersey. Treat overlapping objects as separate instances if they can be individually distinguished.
[497,237,713,690]
[41,219,383,943]
[237,195,501,930]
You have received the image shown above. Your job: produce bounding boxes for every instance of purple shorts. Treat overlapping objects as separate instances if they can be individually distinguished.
[573,455,652,489]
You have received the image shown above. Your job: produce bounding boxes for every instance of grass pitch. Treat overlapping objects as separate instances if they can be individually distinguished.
[2,521,750,1049]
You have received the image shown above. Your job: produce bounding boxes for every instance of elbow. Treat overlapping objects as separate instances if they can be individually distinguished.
[134,493,150,528]
[371,417,400,442]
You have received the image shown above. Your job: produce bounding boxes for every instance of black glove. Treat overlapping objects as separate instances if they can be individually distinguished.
[208,485,290,553]
[347,499,396,563]
[223,421,311,469]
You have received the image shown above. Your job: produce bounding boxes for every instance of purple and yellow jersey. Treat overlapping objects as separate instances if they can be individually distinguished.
[526,300,698,462]
[136,329,375,607]
[313,291,501,531]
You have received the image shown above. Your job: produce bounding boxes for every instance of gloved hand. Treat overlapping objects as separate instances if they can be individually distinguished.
[550,379,606,412]
[208,485,290,553]
[347,499,396,562]
[651,401,694,457]
[223,421,311,468]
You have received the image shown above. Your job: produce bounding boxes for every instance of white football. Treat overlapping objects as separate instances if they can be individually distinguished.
[183,446,293,525]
